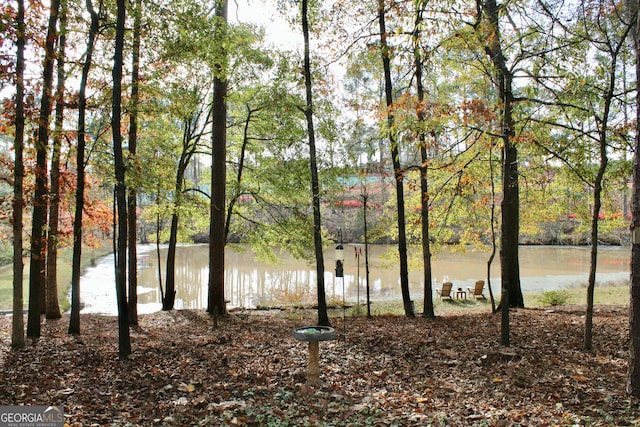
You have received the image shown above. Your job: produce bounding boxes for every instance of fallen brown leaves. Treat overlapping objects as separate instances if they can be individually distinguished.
[0,305,638,426]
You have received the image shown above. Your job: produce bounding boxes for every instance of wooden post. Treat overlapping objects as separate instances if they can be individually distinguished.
[307,341,320,383]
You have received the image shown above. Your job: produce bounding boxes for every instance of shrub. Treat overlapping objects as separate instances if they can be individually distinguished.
[539,290,570,306]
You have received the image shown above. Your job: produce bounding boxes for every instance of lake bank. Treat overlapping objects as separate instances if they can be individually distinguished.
[78,244,630,315]
[0,245,112,312]
[0,243,630,314]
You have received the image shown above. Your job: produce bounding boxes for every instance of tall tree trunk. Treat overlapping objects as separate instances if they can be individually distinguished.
[301,0,330,326]
[585,73,617,350]
[413,2,434,319]
[208,0,228,317]
[69,0,100,335]
[46,0,67,320]
[628,0,640,399]
[480,0,523,309]
[12,0,26,348]
[584,9,631,350]
[112,0,131,359]
[165,113,205,311]
[378,0,414,317]
[127,0,142,326]
[27,0,61,338]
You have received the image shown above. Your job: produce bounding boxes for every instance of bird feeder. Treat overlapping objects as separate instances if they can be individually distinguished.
[335,244,344,278]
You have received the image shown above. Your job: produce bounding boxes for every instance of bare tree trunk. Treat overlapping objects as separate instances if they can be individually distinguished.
[628,0,640,400]
[127,0,142,326]
[69,0,100,335]
[378,0,414,317]
[113,0,131,359]
[413,1,434,318]
[301,0,330,326]
[584,4,631,350]
[585,76,616,350]
[480,0,523,309]
[12,0,26,348]
[28,0,61,338]
[46,0,67,320]
[208,0,228,317]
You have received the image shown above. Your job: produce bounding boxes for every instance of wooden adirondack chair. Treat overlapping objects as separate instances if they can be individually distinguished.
[467,280,486,299]
[436,282,453,300]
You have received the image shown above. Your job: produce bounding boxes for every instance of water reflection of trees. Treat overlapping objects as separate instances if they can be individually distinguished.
[129,245,629,310]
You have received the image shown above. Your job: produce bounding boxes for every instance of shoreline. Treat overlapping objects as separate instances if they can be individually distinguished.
[0,243,631,314]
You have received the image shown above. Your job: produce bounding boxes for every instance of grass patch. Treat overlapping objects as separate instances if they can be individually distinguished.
[0,245,111,312]
[333,283,630,317]
[527,283,629,307]
[258,283,632,319]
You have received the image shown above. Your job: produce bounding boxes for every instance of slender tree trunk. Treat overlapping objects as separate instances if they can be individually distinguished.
[487,142,497,313]
[363,193,371,317]
[480,0,523,309]
[112,0,131,359]
[378,0,413,317]
[301,0,330,326]
[46,0,67,320]
[208,0,228,317]
[69,0,99,335]
[628,0,640,399]
[164,162,186,311]
[413,2,434,318]
[163,209,179,310]
[585,177,605,350]
[28,0,61,338]
[155,188,165,304]
[586,32,623,349]
[225,107,252,239]
[165,113,205,310]
[127,0,142,326]
[12,0,26,348]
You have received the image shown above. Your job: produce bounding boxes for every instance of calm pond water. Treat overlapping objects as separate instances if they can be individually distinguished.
[79,244,630,314]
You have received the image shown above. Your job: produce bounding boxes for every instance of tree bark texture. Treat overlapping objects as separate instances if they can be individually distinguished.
[127,0,142,326]
[12,0,26,348]
[378,0,414,317]
[413,2,434,318]
[112,0,131,358]
[28,0,61,338]
[69,0,99,335]
[481,0,523,309]
[208,0,228,317]
[302,0,330,326]
[46,0,67,320]
[628,0,640,398]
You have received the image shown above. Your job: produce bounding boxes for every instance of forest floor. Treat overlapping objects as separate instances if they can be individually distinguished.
[0,305,638,427]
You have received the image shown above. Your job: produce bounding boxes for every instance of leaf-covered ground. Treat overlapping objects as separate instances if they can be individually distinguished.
[0,306,638,426]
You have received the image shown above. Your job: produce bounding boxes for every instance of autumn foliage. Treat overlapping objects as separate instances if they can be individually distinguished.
[0,307,635,426]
